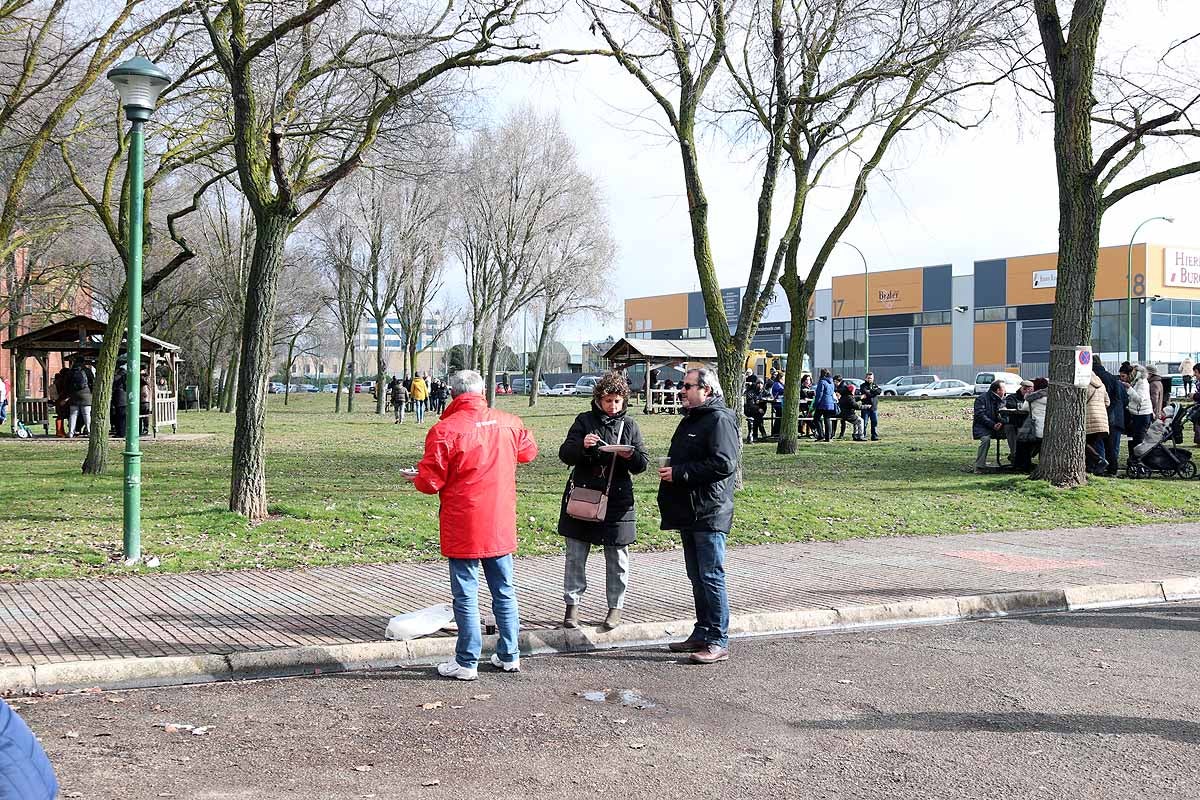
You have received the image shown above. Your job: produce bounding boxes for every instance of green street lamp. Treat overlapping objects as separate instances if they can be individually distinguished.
[1126,215,1172,364]
[107,56,170,564]
[840,242,869,373]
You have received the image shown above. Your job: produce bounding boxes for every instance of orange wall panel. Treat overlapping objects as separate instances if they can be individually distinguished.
[922,325,952,366]
[1096,244,1143,301]
[624,293,688,332]
[974,322,1006,366]
[1006,252,1059,305]
[832,268,923,317]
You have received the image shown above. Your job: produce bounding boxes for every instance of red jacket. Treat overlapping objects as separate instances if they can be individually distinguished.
[413,392,538,559]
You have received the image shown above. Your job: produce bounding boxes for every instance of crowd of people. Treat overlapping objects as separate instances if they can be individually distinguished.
[384,372,449,423]
[972,357,1200,474]
[743,368,882,443]
[405,367,738,678]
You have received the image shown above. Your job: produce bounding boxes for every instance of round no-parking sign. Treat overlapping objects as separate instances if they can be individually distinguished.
[1073,346,1093,388]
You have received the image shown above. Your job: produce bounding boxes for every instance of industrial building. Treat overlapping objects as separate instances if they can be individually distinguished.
[623,243,1200,382]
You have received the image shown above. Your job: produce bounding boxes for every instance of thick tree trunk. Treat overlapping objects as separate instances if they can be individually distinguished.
[528,318,553,408]
[1032,1,1104,488]
[334,341,349,412]
[220,346,238,413]
[776,280,812,455]
[230,213,290,521]
[82,292,129,474]
[374,313,386,414]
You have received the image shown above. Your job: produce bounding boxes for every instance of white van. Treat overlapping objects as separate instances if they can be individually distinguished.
[575,375,601,394]
[974,371,1024,395]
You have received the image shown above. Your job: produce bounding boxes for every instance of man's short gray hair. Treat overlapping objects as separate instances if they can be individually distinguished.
[450,370,485,397]
[687,367,723,398]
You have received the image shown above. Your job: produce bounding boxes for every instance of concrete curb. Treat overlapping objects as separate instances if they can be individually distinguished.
[6,577,1197,694]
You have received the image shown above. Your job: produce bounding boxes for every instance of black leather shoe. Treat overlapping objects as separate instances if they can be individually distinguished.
[667,638,706,653]
[689,644,730,664]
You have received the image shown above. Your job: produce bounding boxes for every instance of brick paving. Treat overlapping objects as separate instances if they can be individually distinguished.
[1,523,1198,667]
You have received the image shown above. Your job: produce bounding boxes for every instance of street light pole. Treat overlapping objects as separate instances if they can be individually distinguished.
[108,56,170,564]
[1126,215,1172,364]
[841,242,869,373]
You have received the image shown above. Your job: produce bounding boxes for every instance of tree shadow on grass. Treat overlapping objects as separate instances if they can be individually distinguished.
[792,710,1200,744]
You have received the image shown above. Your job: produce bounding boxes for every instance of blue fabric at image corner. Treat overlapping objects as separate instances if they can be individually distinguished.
[0,699,58,800]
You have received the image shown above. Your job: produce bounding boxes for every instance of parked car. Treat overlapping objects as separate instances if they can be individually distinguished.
[547,383,577,397]
[973,371,1023,395]
[495,383,512,395]
[880,374,940,396]
[321,384,342,393]
[268,382,285,394]
[575,375,601,394]
[905,378,975,398]
[840,378,864,393]
[298,383,318,393]
[511,377,551,395]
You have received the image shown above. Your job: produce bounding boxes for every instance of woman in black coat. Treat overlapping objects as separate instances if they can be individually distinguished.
[558,372,649,631]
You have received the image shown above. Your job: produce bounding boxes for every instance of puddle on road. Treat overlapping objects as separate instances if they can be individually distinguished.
[578,689,657,709]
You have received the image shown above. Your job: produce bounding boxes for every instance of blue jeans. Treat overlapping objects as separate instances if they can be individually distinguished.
[414,399,426,422]
[681,529,729,647]
[863,407,878,437]
[448,555,520,668]
[1106,429,1122,474]
[0,399,6,424]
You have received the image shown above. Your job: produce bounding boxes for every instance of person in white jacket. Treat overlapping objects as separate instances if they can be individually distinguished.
[1124,363,1154,463]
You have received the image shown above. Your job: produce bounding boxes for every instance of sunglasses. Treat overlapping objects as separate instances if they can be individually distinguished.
[680,382,699,390]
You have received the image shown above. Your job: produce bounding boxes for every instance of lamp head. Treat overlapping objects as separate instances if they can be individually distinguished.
[107,56,171,122]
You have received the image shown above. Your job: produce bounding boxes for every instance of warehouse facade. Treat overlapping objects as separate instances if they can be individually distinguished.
[623,243,1200,382]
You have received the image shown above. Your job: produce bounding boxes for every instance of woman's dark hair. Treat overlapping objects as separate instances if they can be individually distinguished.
[819,368,831,378]
[1033,377,1049,390]
[593,371,630,403]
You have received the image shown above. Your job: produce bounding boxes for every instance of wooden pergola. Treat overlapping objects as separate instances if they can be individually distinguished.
[2,315,181,437]
[603,337,718,413]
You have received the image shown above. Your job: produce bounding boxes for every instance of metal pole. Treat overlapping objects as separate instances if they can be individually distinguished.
[123,120,145,563]
[1126,216,1172,364]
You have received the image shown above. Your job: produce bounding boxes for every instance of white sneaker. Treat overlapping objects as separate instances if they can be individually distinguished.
[436,660,477,681]
[490,653,520,673]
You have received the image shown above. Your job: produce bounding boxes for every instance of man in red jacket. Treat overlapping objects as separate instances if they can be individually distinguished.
[408,369,538,680]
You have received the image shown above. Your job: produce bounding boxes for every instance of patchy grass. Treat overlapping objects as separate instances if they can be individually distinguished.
[0,393,1195,580]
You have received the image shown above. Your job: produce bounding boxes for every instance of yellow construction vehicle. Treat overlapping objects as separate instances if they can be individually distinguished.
[745,349,811,381]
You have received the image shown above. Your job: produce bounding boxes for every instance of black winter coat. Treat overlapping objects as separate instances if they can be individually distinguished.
[972,391,1004,440]
[657,397,739,534]
[558,404,650,546]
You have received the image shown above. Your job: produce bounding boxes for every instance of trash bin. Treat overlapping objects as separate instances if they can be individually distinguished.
[182,385,200,411]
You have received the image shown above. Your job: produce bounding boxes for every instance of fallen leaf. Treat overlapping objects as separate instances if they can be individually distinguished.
[420,702,443,710]
[352,765,372,773]
[107,697,126,704]
[471,694,492,701]
[421,779,440,787]
[450,705,465,710]
[836,679,853,685]
[628,741,646,749]
[64,730,80,739]
[191,726,210,736]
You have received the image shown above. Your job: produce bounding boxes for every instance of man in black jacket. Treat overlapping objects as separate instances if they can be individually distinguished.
[1092,357,1127,476]
[657,367,739,664]
[859,372,882,440]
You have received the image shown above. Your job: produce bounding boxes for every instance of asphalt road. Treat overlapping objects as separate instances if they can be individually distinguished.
[17,603,1200,799]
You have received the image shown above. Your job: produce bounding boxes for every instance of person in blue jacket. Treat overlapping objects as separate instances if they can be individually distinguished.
[0,698,58,799]
[812,368,838,442]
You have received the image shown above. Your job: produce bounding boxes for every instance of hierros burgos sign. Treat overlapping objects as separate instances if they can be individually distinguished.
[1164,248,1200,288]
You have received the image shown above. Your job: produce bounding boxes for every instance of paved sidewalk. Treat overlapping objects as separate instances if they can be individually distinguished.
[2,522,1199,673]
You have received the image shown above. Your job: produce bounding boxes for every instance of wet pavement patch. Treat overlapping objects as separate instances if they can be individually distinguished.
[576,689,658,709]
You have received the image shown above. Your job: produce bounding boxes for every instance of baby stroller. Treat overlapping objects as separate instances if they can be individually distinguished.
[1128,404,1198,479]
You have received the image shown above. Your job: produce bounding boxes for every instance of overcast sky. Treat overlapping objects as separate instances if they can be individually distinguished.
[447,2,1200,343]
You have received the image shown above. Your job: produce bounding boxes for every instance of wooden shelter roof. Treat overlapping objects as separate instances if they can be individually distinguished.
[602,337,718,367]
[2,315,179,356]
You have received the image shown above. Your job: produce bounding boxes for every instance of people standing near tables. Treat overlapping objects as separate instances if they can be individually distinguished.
[111,363,129,438]
[1146,364,1165,419]
[658,367,738,664]
[1180,356,1194,396]
[743,374,767,443]
[66,358,93,438]
[768,371,785,437]
[812,369,837,443]
[557,372,649,631]
[1013,377,1049,472]
[1125,363,1154,462]
[1092,357,1126,476]
[51,364,70,436]
[1003,380,1033,457]
[389,376,408,423]
[859,372,881,441]
[836,381,865,441]
[1084,370,1111,474]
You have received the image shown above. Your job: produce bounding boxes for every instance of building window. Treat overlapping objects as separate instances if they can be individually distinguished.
[974,307,1006,322]
[1091,299,1141,355]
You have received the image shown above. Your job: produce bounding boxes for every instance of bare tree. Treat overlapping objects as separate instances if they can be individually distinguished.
[717,0,1027,454]
[194,0,603,519]
[1028,2,1200,486]
[527,178,616,406]
[273,259,325,405]
[308,207,366,412]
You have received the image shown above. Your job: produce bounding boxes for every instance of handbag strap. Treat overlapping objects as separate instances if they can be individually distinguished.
[602,420,625,496]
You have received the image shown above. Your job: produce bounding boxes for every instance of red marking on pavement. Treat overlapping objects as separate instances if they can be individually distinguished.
[943,550,1106,573]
